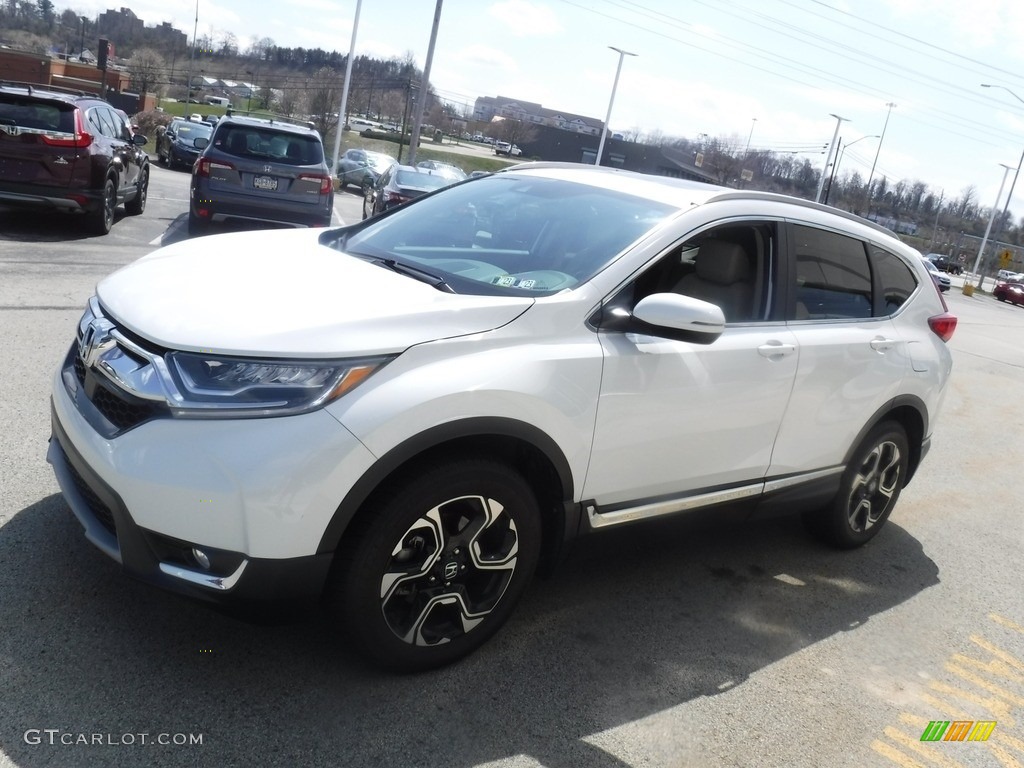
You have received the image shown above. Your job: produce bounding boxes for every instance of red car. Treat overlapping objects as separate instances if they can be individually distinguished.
[994,279,1024,306]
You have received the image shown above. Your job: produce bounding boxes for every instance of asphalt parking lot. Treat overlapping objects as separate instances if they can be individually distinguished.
[2,169,1024,767]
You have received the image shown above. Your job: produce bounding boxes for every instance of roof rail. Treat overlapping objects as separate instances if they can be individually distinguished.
[0,80,92,96]
[237,110,316,131]
[706,190,896,238]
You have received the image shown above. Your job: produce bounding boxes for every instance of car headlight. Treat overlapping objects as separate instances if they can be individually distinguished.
[166,351,392,417]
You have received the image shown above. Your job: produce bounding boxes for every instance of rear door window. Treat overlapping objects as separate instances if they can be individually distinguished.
[790,224,872,319]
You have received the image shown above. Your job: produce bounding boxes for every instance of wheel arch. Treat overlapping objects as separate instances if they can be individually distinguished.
[316,417,578,567]
[844,396,928,485]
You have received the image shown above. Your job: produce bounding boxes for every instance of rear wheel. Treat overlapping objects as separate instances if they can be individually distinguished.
[361,184,374,220]
[125,168,148,216]
[87,177,116,235]
[187,210,209,237]
[803,421,909,549]
[327,458,542,672]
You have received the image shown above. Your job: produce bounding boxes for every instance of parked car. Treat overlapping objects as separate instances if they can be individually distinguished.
[336,148,397,192]
[188,114,333,236]
[415,159,467,182]
[0,83,150,235]
[156,118,213,169]
[494,141,522,157]
[921,257,950,292]
[48,165,956,673]
[361,163,457,219]
[994,277,1024,306]
[926,253,963,274]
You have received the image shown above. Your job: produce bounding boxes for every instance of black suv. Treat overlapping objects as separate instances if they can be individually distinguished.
[0,83,150,235]
[188,114,333,236]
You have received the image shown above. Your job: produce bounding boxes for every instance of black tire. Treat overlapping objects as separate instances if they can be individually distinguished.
[87,177,116,235]
[803,421,909,549]
[361,185,374,220]
[187,210,209,237]
[125,168,148,216]
[327,457,542,672]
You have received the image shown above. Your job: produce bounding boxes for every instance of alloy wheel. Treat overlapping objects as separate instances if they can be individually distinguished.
[380,494,519,647]
[845,439,902,533]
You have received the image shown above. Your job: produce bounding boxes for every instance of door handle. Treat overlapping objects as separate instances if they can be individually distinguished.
[758,342,796,359]
[870,337,896,352]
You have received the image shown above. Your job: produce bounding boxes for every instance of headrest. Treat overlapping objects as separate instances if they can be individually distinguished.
[696,240,752,285]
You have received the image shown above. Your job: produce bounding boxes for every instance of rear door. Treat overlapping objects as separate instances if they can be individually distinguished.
[766,222,914,475]
[0,93,84,189]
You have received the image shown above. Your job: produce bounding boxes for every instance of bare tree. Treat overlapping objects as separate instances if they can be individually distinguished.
[306,66,341,136]
[128,48,166,96]
[492,117,537,147]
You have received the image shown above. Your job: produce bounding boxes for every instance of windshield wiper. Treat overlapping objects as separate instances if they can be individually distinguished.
[364,256,455,293]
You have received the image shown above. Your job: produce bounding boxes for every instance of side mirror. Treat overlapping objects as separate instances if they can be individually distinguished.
[133,133,148,147]
[194,137,209,149]
[629,293,725,344]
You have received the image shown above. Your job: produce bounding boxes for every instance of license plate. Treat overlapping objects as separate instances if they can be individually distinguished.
[253,175,278,191]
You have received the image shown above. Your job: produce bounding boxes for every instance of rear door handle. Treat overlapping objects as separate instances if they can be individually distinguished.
[870,337,896,352]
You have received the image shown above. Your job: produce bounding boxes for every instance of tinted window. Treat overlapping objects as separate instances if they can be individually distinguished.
[214,126,324,165]
[0,96,70,132]
[792,224,872,320]
[870,246,919,315]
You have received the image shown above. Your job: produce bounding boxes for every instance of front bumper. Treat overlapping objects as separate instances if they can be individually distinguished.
[48,410,333,608]
[48,352,378,608]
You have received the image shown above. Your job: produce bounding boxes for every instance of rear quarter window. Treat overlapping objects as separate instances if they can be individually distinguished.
[869,245,919,315]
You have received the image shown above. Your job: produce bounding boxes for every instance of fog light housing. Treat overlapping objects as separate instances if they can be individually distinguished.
[192,547,211,570]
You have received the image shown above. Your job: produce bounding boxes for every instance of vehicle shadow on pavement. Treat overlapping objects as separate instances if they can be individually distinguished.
[0,210,126,242]
[0,494,938,768]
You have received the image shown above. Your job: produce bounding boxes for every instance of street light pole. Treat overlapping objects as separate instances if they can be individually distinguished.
[980,84,1024,247]
[823,133,880,205]
[184,0,199,113]
[744,117,757,154]
[815,113,847,203]
[595,46,636,166]
[863,101,896,213]
[970,163,1014,291]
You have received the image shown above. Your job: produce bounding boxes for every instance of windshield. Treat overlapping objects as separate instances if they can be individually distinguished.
[330,174,675,296]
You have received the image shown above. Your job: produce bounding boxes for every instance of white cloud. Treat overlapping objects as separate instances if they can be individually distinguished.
[488,0,562,37]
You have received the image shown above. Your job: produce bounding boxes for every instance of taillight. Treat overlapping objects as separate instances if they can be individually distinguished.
[928,313,957,342]
[40,108,92,148]
[299,173,332,195]
[196,158,234,177]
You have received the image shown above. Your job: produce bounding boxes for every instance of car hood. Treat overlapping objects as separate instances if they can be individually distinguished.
[96,229,534,357]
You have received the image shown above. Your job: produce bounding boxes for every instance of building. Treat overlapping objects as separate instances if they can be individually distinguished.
[473,95,603,136]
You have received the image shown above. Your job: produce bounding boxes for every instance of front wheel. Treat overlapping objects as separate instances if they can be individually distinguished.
[327,458,542,672]
[803,421,909,549]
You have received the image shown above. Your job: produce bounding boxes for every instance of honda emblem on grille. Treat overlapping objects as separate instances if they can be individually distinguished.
[263,164,273,173]
[79,319,116,368]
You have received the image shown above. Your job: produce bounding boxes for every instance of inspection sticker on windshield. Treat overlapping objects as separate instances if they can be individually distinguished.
[494,275,516,287]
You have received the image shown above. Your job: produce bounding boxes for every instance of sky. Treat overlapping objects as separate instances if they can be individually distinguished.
[69,0,1024,214]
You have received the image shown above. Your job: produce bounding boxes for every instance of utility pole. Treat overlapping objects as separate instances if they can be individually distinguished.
[406,0,443,167]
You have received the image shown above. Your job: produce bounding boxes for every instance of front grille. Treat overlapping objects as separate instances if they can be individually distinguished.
[90,382,162,432]
[65,458,116,536]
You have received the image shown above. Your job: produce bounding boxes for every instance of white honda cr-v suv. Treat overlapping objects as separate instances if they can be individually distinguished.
[48,163,956,671]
